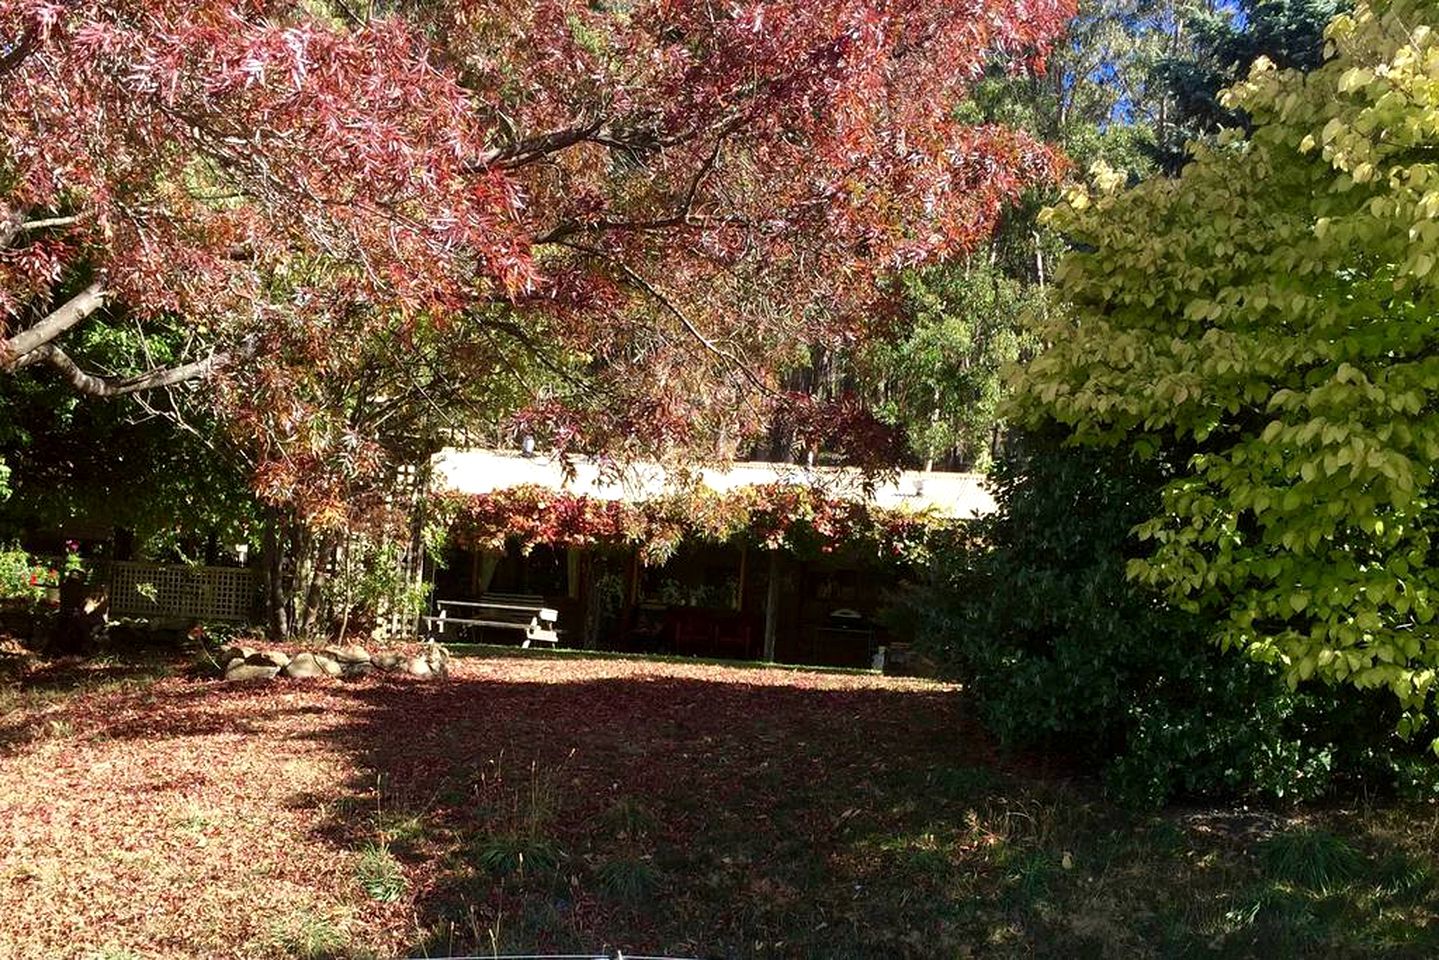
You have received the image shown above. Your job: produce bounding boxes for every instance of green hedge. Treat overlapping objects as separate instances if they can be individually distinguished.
[916,428,1435,806]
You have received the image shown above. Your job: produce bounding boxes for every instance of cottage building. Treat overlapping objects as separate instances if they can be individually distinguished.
[427,449,994,668]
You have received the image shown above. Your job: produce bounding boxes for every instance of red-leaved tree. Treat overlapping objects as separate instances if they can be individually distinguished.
[1,0,1071,634]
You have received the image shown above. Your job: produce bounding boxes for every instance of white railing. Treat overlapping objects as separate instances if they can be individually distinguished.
[109,561,257,622]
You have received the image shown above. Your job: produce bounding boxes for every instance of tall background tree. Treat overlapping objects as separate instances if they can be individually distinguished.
[1148,0,1347,168]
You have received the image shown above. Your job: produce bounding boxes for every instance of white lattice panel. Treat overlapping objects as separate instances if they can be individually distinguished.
[109,561,257,622]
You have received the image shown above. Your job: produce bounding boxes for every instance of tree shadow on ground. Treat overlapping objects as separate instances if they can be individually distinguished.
[0,650,181,755]
[314,666,1439,960]
[311,666,992,958]
[10,653,177,691]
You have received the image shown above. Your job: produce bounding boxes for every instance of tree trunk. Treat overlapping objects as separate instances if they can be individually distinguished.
[296,530,337,638]
[261,510,338,641]
[335,537,354,642]
[262,514,289,639]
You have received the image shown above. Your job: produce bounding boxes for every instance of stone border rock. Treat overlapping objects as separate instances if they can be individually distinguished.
[220,642,449,682]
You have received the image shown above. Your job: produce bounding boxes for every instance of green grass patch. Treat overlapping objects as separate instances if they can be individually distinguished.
[354,842,406,903]
[373,809,427,849]
[1259,827,1366,892]
[262,912,363,960]
[595,856,662,903]
[442,641,885,675]
[598,795,656,839]
[471,832,563,878]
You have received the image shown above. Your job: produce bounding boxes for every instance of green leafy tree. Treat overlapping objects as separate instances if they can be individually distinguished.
[0,320,255,554]
[960,0,1174,174]
[1017,0,1439,743]
[843,0,1173,473]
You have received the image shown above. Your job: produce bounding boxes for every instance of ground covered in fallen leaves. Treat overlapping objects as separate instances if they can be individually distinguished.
[2,647,1438,959]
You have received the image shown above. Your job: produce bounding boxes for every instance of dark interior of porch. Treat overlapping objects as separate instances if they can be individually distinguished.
[428,539,910,669]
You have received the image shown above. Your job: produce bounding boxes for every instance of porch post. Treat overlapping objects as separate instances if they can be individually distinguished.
[566,547,581,599]
[763,549,780,662]
[619,548,641,644]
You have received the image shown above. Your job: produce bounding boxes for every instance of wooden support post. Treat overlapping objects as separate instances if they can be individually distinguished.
[625,549,640,607]
[736,544,748,611]
[566,547,581,599]
[579,549,600,650]
[763,549,780,663]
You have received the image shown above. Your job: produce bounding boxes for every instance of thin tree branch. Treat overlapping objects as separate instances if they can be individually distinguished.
[29,338,256,398]
[327,0,366,28]
[475,314,598,398]
[471,119,607,172]
[531,132,734,246]
[471,110,734,174]
[17,215,78,232]
[559,241,773,395]
[131,384,256,471]
[0,27,36,78]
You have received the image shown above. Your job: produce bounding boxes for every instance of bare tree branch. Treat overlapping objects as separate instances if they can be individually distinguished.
[327,0,366,28]
[17,215,78,232]
[533,212,749,246]
[471,119,607,172]
[2,282,108,366]
[475,314,595,396]
[531,129,735,246]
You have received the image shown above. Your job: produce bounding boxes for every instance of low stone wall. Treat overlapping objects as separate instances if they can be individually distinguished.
[219,642,449,682]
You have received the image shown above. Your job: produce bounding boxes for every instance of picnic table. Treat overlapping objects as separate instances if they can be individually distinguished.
[423,593,559,647]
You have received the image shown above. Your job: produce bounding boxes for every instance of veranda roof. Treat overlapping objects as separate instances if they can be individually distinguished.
[430,448,996,519]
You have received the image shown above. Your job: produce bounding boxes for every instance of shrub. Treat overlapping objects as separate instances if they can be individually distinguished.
[1015,0,1439,732]
[0,544,49,601]
[917,428,1421,806]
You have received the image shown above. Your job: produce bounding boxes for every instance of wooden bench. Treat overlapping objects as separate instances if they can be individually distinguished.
[423,594,560,648]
